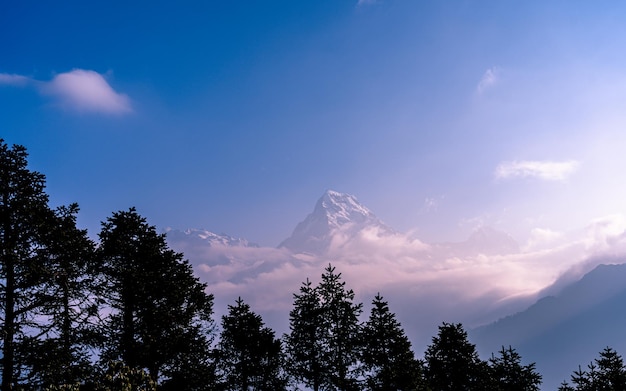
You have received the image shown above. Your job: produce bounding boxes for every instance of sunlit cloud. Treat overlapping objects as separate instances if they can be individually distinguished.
[0,69,131,114]
[495,160,580,181]
[41,70,132,114]
[477,67,499,94]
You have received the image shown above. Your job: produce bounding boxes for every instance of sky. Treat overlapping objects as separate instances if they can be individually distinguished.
[4,0,626,250]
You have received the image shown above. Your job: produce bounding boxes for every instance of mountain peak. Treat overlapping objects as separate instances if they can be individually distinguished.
[279,190,391,255]
[314,190,375,229]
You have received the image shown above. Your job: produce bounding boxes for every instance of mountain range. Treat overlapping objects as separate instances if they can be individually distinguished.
[165,189,626,391]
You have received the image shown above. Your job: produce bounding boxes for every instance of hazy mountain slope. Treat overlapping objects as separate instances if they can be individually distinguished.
[471,263,626,390]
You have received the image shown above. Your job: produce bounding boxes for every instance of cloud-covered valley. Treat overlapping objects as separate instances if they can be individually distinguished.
[166,191,626,352]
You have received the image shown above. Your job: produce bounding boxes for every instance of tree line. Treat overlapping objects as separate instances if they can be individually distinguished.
[0,139,624,390]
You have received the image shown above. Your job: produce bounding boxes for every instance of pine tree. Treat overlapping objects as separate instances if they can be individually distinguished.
[284,278,325,391]
[317,264,363,391]
[285,264,363,391]
[21,203,99,388]
[561,347,626,390]
[361,293,424,391]
[97,208,215,387]
[487,346,541,391]
[0,140,58,390]
[595,347,626,389]
[215,297,286,390]
[424,322,488,391]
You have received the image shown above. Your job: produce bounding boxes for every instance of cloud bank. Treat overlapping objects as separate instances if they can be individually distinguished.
[495,160,580,181]
[0,69,131,114]
[168,215,626,351]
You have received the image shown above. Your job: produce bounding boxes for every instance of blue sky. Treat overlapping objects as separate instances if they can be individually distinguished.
[4,1,626,246]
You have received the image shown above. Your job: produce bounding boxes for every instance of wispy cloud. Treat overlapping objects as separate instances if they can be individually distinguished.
[477,67,499,94]
[0,73,30,86]
[357,0,377,6]
[0,69,132,115]
[495,160,580,181]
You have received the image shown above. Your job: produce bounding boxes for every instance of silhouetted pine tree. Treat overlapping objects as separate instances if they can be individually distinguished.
[424,322,488,391]
[560,347,626,390]
[360,293,424,390]
[285,264,363,391]
[21,204,99,388]
[318,264,363,391]
[215,297,287,390]
[487,346,541,391]
[97,208,215,387]
[284,278,325,391]
[0,140,67,390]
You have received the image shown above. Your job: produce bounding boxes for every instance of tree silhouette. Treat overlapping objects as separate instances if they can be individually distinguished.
[361,293,424,390]
[284,278,325,391]
[215,297,286,390]
[487,346,541,391]
[561,347,626,390]
[285,264,363,391]
[424,322,488,391]
[0,140,61,390]
[97,208,215,386]
[21,204,99,388]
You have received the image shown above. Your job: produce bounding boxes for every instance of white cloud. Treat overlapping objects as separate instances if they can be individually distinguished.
[41,70,132,114]
[495,160,580,181]
[477,67,499,94]
[0,69,131,115]
[0,73,30,86]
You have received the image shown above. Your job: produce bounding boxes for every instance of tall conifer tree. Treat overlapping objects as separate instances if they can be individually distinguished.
[216,297,286,390]
[0,140,57,390]
[487,346,541,391]
[424,322,488,391]
[361,294,424,390]
[22,203,98,388]
[97,208,215,387]
[285,264,363,391]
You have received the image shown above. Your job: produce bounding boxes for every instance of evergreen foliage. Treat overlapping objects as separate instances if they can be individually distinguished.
[0,140,96,390]
[285,264,363,391]
[215,297,286,390]
[361,293,424,391]
[97,208,215,386]
[560,347,626,390]
[20,205,101,390]
[424,322,488,391]
[284,278,325,391]
[487,346,541,391]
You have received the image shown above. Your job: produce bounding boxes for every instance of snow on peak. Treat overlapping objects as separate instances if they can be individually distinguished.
[315,190,376,229]
[165,228,258,248]
[279,190,392,255]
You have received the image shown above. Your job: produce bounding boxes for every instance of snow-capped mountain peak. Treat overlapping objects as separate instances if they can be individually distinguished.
[278,190,392,255]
